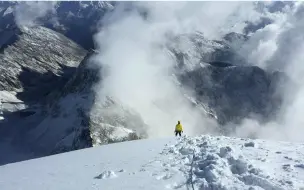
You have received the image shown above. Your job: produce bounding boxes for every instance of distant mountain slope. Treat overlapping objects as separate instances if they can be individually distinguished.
[167,32,289,126]
[0,26,86,100]
[0,25,87,163]
[0,36,147,164]
[27,52,146,155]
[0,1,115,49]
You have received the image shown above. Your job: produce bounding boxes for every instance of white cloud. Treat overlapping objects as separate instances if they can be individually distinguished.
[231,2,304,142]
[14,1,58,27]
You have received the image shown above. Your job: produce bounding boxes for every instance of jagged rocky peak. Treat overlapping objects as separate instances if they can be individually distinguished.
[0,25,87,103]
[48,1,115,49]
[0,1,115,50]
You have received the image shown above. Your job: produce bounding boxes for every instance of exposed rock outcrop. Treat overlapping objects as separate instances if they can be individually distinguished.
[0,1,115,50]
[0,26,87,103]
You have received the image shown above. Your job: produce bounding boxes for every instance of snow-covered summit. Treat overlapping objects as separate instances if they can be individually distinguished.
[0,135,303,190]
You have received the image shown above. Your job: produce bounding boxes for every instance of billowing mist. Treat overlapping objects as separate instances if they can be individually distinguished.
[14,1,57,27]
[92,2,304,141]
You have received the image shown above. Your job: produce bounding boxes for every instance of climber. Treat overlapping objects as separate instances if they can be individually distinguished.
[175,120,183,137]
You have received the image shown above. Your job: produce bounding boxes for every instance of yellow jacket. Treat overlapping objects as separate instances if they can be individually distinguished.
[175,123,183,132]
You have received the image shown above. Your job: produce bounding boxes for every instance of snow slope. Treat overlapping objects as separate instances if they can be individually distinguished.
[0,135,304,190]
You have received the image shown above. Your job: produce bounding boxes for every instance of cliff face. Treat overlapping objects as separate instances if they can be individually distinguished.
[0,25,87,162]
[166,32,288,127]
[0,26,86,97]
[0,31,147,161]
[179,65,287,127]
[0,25,87,119]
[0,1,115,50]
[32,52,146,155]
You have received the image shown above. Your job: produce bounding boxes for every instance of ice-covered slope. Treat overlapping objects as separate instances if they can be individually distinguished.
[1,135,303,190]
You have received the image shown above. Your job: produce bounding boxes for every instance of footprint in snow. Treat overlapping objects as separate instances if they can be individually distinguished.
[244,142,255,147]
[294,164,304,169]
[94,170,117,179]
[152,173,158,177]
[282,164,293,172]
[284,156,293,161]
[279,179,293,186]
[239,175,284,190]
[156,173,173,180]
[165,182,184,189]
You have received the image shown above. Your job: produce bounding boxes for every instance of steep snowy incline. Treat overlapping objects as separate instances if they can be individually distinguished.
[0,135,304,190]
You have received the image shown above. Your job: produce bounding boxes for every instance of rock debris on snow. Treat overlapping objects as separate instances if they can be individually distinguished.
[244,142,255,147]
[219,146,232,158]
[295,164,304,169]
[94,170,117,179]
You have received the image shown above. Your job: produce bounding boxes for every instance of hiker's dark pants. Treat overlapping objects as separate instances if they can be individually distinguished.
[175,131,182,136]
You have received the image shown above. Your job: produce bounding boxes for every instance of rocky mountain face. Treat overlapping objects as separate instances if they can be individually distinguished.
[0,2,149,165]
[0,25,87,117]
[45,1,115,50]
[33,51,145,155]
[0,25,86,161]
[167,32,289,129]
[0,1,115,50]
[0,26,86,100]
[180,65,286,126]
[0,2,291,165]
[0,25,146,162]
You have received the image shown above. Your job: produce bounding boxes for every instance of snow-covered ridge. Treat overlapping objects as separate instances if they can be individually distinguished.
[163,135,304,189]
[0,135,303,190]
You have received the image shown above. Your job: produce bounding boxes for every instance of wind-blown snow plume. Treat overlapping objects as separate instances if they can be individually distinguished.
[233,2,304,142]
[14,1,58,27]
[92,2,263,138]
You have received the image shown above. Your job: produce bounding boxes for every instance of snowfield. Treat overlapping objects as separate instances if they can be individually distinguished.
[0,135,304,190]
